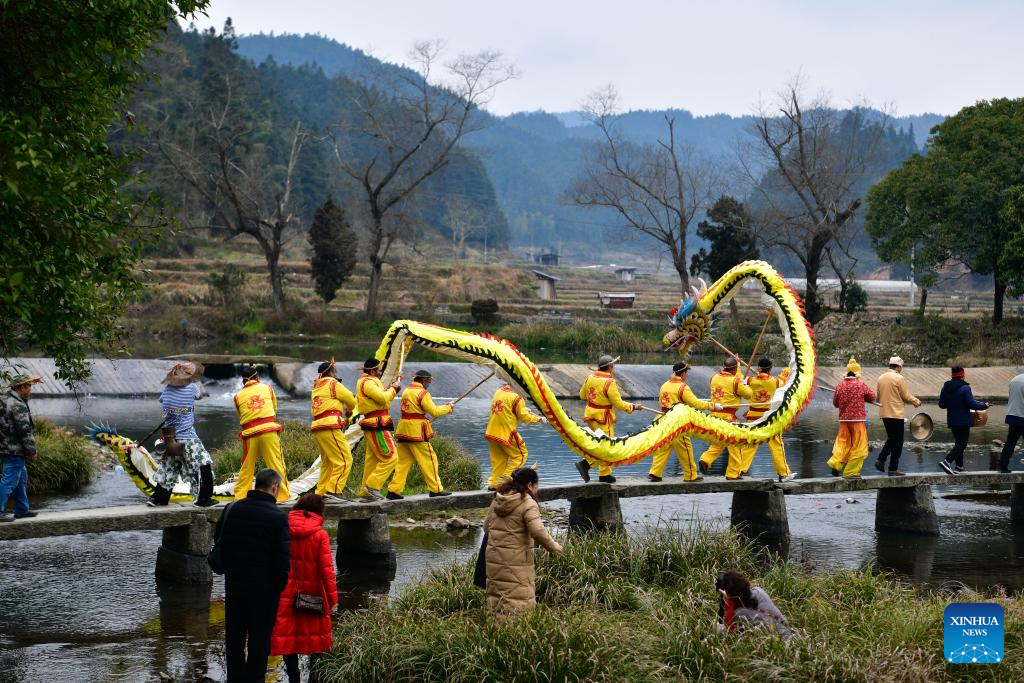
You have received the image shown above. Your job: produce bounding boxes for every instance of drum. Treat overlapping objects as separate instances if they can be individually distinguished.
[909,412,934,441]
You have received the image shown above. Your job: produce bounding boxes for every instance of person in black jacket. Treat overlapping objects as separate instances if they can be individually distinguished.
[215,468,291,682]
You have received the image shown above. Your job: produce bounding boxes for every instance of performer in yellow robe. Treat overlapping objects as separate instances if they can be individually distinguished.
[233,365,290,502]
[388,369,453,498]
[738,357,794,481]
[575,355,639,484]
[310,360,357,499]
[355,357,400,500]
[698,357,754,480]
[648,362,718,481]
[485,383,545,490]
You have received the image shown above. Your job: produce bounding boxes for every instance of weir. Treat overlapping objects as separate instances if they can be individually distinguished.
[3,472,1024,584]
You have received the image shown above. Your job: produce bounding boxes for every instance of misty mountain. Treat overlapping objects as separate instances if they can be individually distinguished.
[235,32,944,259]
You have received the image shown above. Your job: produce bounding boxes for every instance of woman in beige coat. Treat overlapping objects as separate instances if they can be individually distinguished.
[484,467,563,613]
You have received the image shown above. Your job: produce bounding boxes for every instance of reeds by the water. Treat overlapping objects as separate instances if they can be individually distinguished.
[318,522,1024,682]
[21,418,95,494]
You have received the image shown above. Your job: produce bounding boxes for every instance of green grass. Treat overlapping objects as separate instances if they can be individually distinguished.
[317,523,1024,682]
[14,418,95,495]
[496,320,664,355]
[211,422,481,494]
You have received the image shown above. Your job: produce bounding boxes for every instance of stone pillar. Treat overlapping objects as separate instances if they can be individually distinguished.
[336,513,396,581]
[730,490,789,548]
[1011,483,1024,527]
[156,511,213,584]
[568,493,623,533]
[874,484,938,535]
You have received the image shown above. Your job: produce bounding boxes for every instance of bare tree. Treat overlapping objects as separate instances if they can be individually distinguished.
[739,78,888,322]
[445,196,483,258]
[329,41,515,318]
[155,79,306,313]
[569,86,720,294]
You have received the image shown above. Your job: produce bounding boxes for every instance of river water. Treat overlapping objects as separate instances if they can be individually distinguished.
[2,375,1023,681]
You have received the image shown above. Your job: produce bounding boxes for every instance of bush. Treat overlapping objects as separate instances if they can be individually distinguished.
[470,298,499,324]
[317,523,1024,682]
[840,281,868,314]
[18,418,95,495]
[204,264,248,308]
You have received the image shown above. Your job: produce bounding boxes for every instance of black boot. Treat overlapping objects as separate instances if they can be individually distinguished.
[147,485,172,507]
[195,465,216,507]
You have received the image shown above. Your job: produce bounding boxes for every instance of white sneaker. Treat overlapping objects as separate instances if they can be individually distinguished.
[778,473,796,482]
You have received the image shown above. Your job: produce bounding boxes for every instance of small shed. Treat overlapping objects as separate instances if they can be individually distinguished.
[534,252,560,266]
[531,270,561,301]
[598,291,636,309]
[614,267,637,282]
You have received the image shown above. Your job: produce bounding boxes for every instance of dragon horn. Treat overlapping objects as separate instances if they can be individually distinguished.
[698,278,708,296]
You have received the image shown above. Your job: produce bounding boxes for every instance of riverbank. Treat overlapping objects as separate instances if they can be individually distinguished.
[318,523,1023,682]
[11,356,1023,402]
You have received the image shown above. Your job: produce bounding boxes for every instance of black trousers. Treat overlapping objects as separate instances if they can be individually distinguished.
[944,426,971,469]
[998,423,1024,471]
[225,589,280,682]
[877,418,905,471]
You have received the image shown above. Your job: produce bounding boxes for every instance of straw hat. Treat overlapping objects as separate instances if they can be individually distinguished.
[161,362,204,387]
[9,374,42,388]
[596,354,619,369]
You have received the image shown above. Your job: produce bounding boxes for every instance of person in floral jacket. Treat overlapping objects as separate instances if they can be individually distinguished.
[826,358,877,479]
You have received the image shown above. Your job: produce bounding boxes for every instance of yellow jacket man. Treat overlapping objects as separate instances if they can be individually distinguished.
[233,365,289,502]
[699,356,754,479]
[310,360,357,499]
[575,355,639,483]
[738,357,794,481]
[355,357,400,500]
[388,369,453,498]
[648,362,717,482]
[485,384,545,490]
[874,355,921,476]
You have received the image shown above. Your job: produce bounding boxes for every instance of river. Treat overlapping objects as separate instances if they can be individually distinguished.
[1,375,1022,681]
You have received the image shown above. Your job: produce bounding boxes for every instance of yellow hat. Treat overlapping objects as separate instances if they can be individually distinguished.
[846,357,861,375]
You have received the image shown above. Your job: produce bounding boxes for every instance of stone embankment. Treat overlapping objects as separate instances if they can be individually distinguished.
[5,357,1021,402]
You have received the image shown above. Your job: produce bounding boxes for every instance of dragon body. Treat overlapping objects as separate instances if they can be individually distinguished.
[92,260,815,497]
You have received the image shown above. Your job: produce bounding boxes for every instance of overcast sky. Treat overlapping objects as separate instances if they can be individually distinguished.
[187,0,1023,117]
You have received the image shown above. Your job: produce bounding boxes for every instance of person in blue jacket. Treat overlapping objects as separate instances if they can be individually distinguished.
[938,366,989,474]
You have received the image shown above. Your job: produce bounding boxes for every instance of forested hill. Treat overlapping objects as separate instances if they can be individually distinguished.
[235,32,945,254]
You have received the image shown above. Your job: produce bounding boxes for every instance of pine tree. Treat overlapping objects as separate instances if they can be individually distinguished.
[309,198,358,306]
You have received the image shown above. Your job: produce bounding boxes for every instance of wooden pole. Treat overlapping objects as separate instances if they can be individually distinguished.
[635,404,665,416]
[450,371,496,406]
[706,335,755,372]
[745,309,774,377]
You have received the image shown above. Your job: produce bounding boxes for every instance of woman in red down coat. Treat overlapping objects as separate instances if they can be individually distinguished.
[270,492,339,683]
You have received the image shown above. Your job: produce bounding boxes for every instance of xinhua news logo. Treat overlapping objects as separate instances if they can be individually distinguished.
[944,603,1004,664]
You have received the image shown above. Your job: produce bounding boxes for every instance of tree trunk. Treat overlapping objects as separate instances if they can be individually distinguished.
[267,249,285,313]
[993,272,1006,325]
[803,234,830,324]
[366,258,382,319]
[729,298,739,320]
[917,288,928,318]
[672,251,690,296]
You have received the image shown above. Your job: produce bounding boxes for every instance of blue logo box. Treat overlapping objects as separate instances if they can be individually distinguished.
[944,603,1004,663]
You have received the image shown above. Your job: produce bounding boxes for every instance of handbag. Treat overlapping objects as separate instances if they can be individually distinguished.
[473,531,488,589]
[207,501,236,575]
[294,592,326,615]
